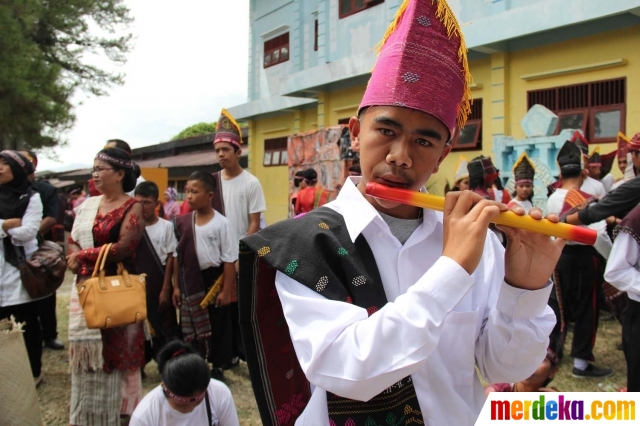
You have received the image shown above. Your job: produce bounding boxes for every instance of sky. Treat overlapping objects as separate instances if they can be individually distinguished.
[38,0,250,172]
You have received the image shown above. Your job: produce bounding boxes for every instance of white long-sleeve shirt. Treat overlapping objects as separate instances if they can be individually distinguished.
[275,178,555,426]
[0,192,43,306]
[605,232,640,303]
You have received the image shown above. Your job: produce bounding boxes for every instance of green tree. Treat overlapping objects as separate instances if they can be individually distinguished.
[171,122,218,140]
[0,0,133,150]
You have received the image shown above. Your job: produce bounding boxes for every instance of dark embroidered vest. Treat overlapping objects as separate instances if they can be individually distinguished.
[239,208,424,426]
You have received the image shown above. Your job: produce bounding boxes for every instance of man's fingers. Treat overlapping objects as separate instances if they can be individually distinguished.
[509,205,526,216]
[475,204,501,227]
[443,190,462,216]
[544,212,560,223]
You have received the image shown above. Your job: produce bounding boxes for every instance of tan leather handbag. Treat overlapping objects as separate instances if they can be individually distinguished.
[77,243,147,329]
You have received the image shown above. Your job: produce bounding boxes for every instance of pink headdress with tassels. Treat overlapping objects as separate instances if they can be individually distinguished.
[359,0,472,139]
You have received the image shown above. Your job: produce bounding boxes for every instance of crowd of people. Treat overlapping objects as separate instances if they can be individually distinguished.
[2,0,640,425]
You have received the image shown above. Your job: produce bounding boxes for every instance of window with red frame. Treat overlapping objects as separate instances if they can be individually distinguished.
[263,137,288,167]
[527,78,626,143]
[339,0,384,19]
[264,33,289,68]
[451,99,483,151]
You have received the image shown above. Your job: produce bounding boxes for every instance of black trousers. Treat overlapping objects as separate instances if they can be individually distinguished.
[555,245,601,361]
[0,301,42,377]
[36,293,58,340]
[202,267,233,369]
[623,297,640,391]
[144,298,181,365]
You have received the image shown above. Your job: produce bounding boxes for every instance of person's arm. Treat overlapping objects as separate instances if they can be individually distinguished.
[568,178,640,225]
[158,253,174,311]
[38,185,59,235]
[217,219,239,307]
[6,193,42,244]
[172,256,181,308]
[247,212,261,236]
[75,202,145,266]
[247,179,266,235]
[604,232,640,298]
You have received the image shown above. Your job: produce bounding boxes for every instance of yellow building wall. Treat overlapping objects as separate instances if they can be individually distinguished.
[251,112,295,225]
[328,84,367,125]
[436,57,493,184]
[509,25,640,142]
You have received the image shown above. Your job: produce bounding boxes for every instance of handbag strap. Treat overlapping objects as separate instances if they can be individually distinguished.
[205,390,213,426]
[91,243,112,278]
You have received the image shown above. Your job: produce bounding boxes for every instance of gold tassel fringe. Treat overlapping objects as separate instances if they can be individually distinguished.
[200,274,224,309]
[220,108,242,137]
[617,131,629,143]
[513,151,535,173]
[434,0,472,130]
[372,0,472,129]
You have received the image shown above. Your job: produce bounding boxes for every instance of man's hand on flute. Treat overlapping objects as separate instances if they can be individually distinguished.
[498,205,565,290]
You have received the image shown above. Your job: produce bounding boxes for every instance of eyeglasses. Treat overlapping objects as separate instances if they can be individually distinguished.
[92,167,114,174]
[162,383,206,404]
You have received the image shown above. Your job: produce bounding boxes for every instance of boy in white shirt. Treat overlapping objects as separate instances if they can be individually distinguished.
[134,181,180,365]
[174,172,237,381]
[546,141,612,379]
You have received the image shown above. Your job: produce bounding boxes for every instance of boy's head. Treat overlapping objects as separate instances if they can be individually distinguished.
[134,181,160,221]
[213,109,242,170]
[186,171,216,210]
[557,140,585,182]
[349,0,470,214]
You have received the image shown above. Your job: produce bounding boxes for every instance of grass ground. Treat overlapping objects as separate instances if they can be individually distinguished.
[37,272,626,425]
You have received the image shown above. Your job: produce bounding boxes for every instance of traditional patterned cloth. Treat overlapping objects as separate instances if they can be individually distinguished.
[213,108,242,149]
[453,155,469,184]
[239,208,424,426]
[513,152,535,183]
[559,189,596,220]
[467,155,498,181]
[68,195,145,425]
[174,212,212,349]
[614,203,640,244]
[630,132,640,151]
[617,132,630,159]
[358,0,471,137]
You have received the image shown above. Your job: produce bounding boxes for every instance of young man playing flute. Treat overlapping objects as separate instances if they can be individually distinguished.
[239,1,564,424]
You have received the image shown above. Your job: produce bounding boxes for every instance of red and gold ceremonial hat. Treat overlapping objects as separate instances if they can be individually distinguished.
[213,108,242,149]
[358,0,471,139]
[512,152,535,184]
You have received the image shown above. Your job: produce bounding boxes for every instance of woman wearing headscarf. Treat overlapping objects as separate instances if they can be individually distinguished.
[0,150,44,384]
[66,147,146,425]
[163,187,180,221]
